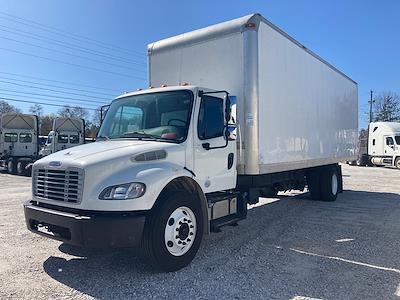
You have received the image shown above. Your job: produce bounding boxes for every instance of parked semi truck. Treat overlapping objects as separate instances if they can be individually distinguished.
[39,117,85,156]
[0,113,39,175]
[352,122,400,168]
[0,114,86,175]
[24,14,358,271]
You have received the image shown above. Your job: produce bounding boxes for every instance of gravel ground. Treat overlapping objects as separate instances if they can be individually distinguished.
[0,164,399,300]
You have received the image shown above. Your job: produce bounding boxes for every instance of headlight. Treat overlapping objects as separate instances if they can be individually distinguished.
[99,182,146,200]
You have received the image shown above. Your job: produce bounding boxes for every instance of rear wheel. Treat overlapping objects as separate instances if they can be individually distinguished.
[7,159,16,174]
[307,170,321,200]
[141,192,203,272]
[395,157,400,169]
[16,160,27,176]
[319,166,339,202]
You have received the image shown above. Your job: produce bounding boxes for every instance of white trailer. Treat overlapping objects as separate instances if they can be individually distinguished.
[367,122,400,168]
[39,117,85,156]
[24,14,358,272]
[0,113,39,175]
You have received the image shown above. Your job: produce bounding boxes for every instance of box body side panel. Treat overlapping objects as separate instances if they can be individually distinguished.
[257,22,358,174]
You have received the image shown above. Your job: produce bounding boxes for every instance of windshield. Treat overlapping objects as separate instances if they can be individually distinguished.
[395,136,400,145]
[98,90,193,143]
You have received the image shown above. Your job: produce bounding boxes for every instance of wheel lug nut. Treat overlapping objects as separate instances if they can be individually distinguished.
[190,225,194,228]
[182,242,186,245]
[190,232,193,236]
[187,239,191,242]
[175,235,179,239]
[167,241,173,247]
[176,228,179,231]
[178,241,182,244]
[188,220,192,223]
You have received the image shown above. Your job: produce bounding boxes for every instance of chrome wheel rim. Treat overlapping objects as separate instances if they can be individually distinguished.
[17,162,23,174]
[164,206,196,257]
[332,173,338,195]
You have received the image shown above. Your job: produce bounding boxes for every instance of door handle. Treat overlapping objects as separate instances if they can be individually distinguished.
[202,143,210,150]
[228,153,234,169]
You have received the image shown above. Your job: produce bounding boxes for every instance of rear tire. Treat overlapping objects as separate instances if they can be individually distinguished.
[141,191,203,272]
[16,160,27,176]
[307,170,321,200]
[395,157,400,169]
[7,159,16,174]
[319,166,339,202]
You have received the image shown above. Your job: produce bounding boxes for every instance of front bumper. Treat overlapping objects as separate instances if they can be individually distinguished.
[24,201,146,248]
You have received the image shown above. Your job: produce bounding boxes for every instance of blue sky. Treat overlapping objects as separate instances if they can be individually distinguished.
[0,0,399,129]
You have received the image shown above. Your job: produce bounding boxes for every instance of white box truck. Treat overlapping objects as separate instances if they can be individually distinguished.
[0,113,40,175]
[24,14,358,271]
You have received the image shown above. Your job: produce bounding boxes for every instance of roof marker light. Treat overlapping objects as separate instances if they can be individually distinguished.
[245,22,256,28]
[148,86,154,89]
[181,82,189,86]
[161,84,168,87]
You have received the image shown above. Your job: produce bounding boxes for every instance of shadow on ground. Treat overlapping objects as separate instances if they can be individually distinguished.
[43,189,400,299]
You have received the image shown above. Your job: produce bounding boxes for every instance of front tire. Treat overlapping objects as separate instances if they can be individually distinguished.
[142,192,203,272]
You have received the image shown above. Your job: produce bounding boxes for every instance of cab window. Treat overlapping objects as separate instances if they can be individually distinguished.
[19,133,32,143]
[69,134,79,144]
[58,134,69,144]
[198,96,224,140]
[4,133,18,142]
[386,137,394,146]
[395,136,400,145]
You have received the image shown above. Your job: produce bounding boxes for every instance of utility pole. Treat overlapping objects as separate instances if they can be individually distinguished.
[368,90,374,123]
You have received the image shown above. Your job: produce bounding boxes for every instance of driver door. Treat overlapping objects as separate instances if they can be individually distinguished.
[384,136,395,156]
[193,93,236,193]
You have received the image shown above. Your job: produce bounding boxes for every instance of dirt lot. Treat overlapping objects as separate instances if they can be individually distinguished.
[0,164,399,300]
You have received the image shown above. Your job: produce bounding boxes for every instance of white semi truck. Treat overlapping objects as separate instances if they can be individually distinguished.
[24,14,358,271]
[0,114,86,175]
[39,117,85,156]
[354,122,400,168]
[0,113,40,175]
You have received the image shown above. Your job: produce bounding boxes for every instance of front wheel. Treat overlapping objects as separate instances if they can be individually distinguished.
[141,192,203,272]
[395,157,400,169]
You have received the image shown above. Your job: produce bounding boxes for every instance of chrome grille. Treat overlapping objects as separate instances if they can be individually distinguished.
[33,168,84,203]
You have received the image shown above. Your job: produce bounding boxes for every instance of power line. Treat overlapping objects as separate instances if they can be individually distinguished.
[0,92,102,108]
[0,25,146,66]
[0,35,146,73]
[0,46,147,80]
[0,71,122,92]
[0,75,117,97]
[0,88,110,104]
[0,79,114,100]
[0,96,98,111]
[0,11,146,58]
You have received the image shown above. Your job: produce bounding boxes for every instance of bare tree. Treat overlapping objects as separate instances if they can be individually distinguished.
[29,104,43,118]
[373,91,400,122]
[58,105,89,120]
[0,100,21,114]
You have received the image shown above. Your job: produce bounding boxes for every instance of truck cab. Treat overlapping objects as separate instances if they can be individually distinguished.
[0,113,39,175]
[368,122,400,168]
[39,117,85,156]
[24,85,238,271]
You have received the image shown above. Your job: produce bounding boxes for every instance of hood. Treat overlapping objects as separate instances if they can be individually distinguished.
[35,139,184,167]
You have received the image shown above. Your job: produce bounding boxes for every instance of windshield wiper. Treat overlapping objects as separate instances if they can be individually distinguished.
[120,131,160,140]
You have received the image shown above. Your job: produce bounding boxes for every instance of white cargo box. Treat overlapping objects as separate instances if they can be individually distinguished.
[148,13,358,175]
